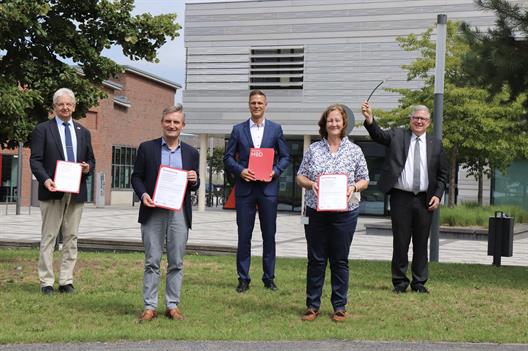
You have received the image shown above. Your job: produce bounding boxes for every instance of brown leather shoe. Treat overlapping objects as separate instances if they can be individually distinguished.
[139,309,157,322]
[165,307,184,320]
[331,310,347,322]
[301,308,319,321]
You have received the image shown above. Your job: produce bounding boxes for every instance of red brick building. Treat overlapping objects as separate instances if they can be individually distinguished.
[0,66,180,207]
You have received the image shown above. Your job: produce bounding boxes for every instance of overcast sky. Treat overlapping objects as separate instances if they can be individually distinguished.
[104,0,250,102]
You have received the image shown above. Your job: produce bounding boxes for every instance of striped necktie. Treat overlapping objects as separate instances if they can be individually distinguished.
[62,122,75,162]
[412,137,421,194]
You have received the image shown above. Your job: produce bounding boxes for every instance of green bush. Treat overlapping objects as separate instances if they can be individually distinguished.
[440,203,528,228]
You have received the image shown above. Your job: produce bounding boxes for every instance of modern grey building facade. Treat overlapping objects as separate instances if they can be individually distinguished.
[183,0,525,213]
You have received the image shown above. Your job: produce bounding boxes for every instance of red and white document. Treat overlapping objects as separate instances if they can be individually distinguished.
[152,165,188,211]
[317,174,348,211]
[53,160,82,194]
[248,148,274,181]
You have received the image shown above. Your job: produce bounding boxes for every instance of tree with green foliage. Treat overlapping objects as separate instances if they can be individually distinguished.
[374,21,526,206]
[207,146,225,178]
[461,0,528,119]
[0,0,181,148]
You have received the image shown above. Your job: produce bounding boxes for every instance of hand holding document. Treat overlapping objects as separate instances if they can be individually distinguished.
[53,161,82,193]
[152,166,188,211]
[248,148,274,181]
[317,174,348,211]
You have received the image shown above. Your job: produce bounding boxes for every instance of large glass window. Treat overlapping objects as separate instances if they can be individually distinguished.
[493,159,528,210]
[355,141,388,215]
[0,154,17,202]
[111,146,136,189]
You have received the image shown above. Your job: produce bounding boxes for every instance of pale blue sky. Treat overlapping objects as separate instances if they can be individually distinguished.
[103,0,249,102]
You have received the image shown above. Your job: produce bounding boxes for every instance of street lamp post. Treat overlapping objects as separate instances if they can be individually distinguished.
[430,13,447,262]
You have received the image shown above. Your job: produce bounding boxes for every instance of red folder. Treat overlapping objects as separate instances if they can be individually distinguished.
[248,148,274,181]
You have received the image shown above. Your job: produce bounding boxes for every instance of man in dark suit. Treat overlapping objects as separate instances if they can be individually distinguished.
[131,104,199,322]
[361,101,448,293]
[30,88,96,295]
[224,90,291,293]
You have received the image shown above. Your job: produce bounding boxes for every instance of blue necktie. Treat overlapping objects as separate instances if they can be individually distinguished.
[63,122,75,162]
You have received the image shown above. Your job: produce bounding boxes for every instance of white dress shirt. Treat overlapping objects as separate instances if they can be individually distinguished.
[249,118,265,148]
[396,133,428,193]
[55,116,78,162]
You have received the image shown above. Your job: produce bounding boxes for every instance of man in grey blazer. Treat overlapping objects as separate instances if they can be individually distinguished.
[362,101,448,294]
[30,88,96,295]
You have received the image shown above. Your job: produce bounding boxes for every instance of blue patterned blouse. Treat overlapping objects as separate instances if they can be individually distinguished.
[297,137,369,211]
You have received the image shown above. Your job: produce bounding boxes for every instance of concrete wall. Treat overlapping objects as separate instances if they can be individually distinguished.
[183,0,504,137]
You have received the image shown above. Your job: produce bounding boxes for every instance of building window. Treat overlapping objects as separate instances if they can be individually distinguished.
[250,46,304,90]
[111,146,136,189]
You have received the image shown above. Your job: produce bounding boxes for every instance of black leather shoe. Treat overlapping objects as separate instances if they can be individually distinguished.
[41,286,54,295]
[411,285,429,294]
[236,279,250,293]
[263,280,278,291]
[58,284,75,294]
[392,285,407,294]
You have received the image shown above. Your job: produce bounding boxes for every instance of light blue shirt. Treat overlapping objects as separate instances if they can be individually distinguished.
[55,116,77,162]
[161,138,182,169]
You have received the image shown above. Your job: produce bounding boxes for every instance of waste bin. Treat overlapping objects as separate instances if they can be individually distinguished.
[487,211,514,266]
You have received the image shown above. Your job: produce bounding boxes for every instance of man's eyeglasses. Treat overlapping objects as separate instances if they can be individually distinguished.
[411,116,430,122]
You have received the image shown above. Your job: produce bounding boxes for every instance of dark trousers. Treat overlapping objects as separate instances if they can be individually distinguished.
[304,207,359,311]
[235,186,278,283]
[389,189,433,289]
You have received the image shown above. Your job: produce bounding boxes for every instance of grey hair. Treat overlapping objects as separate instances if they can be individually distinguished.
[161,104,185,121]
[409,105,430,118]
[53,88,76,105]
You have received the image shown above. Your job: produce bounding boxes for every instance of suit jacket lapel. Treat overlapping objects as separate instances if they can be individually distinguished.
[242,119,254,148]
[181,143,190,170]
[426,134,433,167]
[50,120,66,160]
[404,129,412,161]
[261,120,271,148]
[153,138,162,170]
[73,121,83,161]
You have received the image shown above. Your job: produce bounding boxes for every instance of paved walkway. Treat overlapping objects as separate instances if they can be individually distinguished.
[0,204,527,266]
[1,340,528,351]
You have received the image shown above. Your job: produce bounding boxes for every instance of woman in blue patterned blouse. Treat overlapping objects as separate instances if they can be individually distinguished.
[296,104,369,322]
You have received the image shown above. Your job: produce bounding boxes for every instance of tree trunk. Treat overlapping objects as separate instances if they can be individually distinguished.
[477,169,483,205]
[448,154,457,208]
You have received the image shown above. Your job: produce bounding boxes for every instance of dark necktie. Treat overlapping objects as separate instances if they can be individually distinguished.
[62,122,75,162]
[412,137,421,194]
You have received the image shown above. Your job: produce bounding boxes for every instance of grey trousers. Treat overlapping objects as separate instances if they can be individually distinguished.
[141,209,188,310]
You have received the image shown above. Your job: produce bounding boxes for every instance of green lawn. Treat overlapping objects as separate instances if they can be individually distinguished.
[1,248,527,344]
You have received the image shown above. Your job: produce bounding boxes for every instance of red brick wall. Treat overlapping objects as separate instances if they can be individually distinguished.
[2,70,177,206]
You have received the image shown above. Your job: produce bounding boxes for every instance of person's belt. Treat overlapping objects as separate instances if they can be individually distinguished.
[392,188,426,196]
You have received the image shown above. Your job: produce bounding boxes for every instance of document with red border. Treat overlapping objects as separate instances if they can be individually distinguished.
[248,148,274,181]
[53,160,82,194]
[152,165,188,211]
[317,174,348,211]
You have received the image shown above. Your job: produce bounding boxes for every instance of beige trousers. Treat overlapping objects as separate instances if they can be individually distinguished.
[38,194,84,287]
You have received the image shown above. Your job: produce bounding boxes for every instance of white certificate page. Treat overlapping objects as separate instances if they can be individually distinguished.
[53,161,82,193]
[317,174,348,211]
[153,166,188,211]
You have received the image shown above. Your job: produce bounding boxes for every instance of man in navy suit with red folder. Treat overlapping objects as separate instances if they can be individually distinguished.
[224,90,290,293]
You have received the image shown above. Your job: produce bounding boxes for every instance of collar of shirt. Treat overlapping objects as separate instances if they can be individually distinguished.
[161,137,181,151]
[249,118,265,128]
[412,132,426,142]
[55,116,73,126]
[322,137,350,153]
